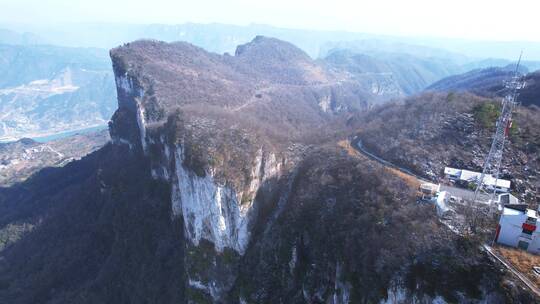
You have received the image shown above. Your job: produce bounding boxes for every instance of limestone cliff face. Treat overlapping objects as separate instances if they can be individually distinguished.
[110,68,284,255]
[171,145,281,254]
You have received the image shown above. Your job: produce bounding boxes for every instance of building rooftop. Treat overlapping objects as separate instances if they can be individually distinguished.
[460,169,482,182]
[503,207,524,216]
[444,167,461,176]
[420,182,439,193]
[499,193,519,205]
[484,175,511,189]
[444,167,510,189]
[502,205,538,219]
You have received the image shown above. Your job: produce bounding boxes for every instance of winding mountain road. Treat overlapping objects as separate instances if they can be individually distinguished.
[353,138,428,182]
[352,138,490,202]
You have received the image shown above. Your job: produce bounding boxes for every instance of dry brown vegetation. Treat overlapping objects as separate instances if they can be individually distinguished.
[520,71,540,107]
[235,147,527,302]
[109,38,377,152]
[495,245,540,287]
[351,91,540,203]
[385,167,421,189]
[109,38,382,194]
[337,139,361,157]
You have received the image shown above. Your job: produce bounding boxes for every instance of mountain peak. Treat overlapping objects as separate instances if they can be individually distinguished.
[234,35,309,59]
[108,38,364,150]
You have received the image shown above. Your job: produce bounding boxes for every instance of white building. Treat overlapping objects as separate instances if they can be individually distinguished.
[444,167,461,179]
[444,167,511,193]
[419,182,440,200]
[434,191,450,217]
[496,201,540,254]
[494,193,519,205]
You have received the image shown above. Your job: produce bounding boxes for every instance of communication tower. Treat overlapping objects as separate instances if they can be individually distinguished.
[473,53,525,213]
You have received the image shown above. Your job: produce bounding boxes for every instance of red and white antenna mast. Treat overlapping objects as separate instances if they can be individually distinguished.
[473,52,524,214]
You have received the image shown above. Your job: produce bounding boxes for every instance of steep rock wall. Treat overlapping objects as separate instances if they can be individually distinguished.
[112,68,285,256]
[110,72,147,151]
[171,145,281,254]
[110,58,289,302]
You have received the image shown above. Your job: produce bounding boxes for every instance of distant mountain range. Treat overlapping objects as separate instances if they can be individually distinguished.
[427,65,540,107]
[426,65,520,95]
[0,44,116,141]
[0,28,46,46]
[322,48,540,99]
[4,22,540,61]
[320,39,470,64]
[323,49,462,97]
[1,23,539,141]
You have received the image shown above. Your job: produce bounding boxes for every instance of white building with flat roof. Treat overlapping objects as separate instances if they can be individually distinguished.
[444,167,511,193]
[496,204,540,254]
[496,193,519,205]
[444,167,461,179]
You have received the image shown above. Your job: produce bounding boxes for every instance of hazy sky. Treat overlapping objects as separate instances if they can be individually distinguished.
[2,0,540,41]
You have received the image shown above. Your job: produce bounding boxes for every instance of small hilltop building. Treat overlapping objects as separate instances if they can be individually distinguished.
[495,193,540,254]
[419,182,440,200]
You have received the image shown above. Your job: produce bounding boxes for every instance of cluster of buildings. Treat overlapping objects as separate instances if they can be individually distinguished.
[444,167,511,193]
[424,167,539,254]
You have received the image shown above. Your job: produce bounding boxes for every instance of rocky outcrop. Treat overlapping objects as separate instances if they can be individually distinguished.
[108,38,339,301]
[110,60,287,259]
[107,37,373,257]
[171,145,281,254]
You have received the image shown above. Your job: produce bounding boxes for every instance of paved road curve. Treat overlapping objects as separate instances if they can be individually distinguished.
[354,138,488,202]
[440,184,490,204]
